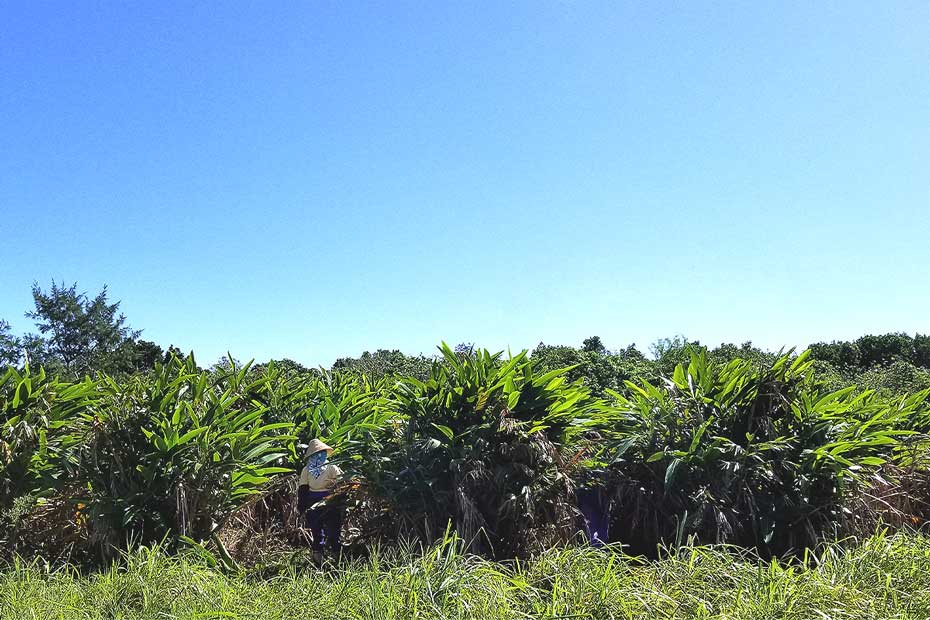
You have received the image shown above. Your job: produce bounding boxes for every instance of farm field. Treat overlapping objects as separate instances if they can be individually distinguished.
[2,532,929,619]
[4,2,927,617]
[3,340,930,562]
[2,337,930,619]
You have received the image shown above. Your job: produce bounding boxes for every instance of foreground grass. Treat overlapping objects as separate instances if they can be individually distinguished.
[1,532,929,619]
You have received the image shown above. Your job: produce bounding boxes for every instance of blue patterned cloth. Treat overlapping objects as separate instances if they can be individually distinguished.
[306,450,327,479]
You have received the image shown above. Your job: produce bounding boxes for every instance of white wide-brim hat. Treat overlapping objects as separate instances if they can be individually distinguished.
[304,438,334,458]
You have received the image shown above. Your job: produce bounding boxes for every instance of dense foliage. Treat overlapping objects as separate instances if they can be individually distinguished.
[349,344,602,558]
[1,282,928,563]
[1,336,929,567]
[332,349,434,381]
[589,351,925,556]
[2,282,182,377]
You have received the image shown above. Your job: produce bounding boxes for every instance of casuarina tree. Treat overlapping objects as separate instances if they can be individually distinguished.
[26,281,141,377]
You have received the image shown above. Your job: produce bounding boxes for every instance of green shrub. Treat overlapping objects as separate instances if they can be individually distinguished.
[0,365,96,510]
[857,360,930,397]
[591,351,917,556]
[354,343,603,558]
[70,355,294,556]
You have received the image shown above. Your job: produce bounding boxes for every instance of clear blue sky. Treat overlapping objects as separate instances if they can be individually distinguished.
[1,2,928,366]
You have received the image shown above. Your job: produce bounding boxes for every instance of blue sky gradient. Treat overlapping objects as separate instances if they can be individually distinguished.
[1,2,928,366]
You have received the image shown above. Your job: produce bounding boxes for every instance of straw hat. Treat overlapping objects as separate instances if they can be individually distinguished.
[304,438,334,458]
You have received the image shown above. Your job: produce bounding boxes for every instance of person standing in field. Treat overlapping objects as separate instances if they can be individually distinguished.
[296,438,344,560]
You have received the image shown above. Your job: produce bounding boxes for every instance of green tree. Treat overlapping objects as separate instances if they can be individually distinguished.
[857,360,930,396]
[532,343,617,395]
[582,335,607,354]
[130,340,164,372]
[162,345,188,364]
[709,341,776,367]
[915,334,930,368]
[332,349,433,381]
[250,357,308,378]
[0,320,21,367]
[26,281,141,376]
[856,333,915,367]
[650,335,701,378]
[809,340,861,369]
[612,344,653,382]
[531,340,652,396]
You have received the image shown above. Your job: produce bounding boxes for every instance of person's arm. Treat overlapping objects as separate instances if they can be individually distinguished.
[296,483,310,512]
[296,465,310,512]
[321,464,345,498]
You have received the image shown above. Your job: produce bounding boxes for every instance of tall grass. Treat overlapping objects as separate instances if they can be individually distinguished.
[1,531,929,619]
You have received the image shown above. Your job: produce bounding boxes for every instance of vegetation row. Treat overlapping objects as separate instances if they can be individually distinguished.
[2,341,929,567]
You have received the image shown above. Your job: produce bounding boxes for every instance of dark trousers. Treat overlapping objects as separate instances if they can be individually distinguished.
[302,489,344,551]
[577,487,610,547]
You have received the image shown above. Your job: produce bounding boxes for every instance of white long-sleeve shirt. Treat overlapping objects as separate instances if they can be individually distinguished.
[298,462,343,492]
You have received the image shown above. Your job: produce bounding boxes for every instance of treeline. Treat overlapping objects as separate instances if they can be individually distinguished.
[0,281,183,376]
[4,282,927,400]
[3,280,928,568]
[337,334,930,399]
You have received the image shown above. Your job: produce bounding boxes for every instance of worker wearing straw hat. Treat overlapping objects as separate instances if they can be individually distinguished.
[296,438,344,559]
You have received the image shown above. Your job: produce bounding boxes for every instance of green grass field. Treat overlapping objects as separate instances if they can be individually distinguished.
[2,532,929,620]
